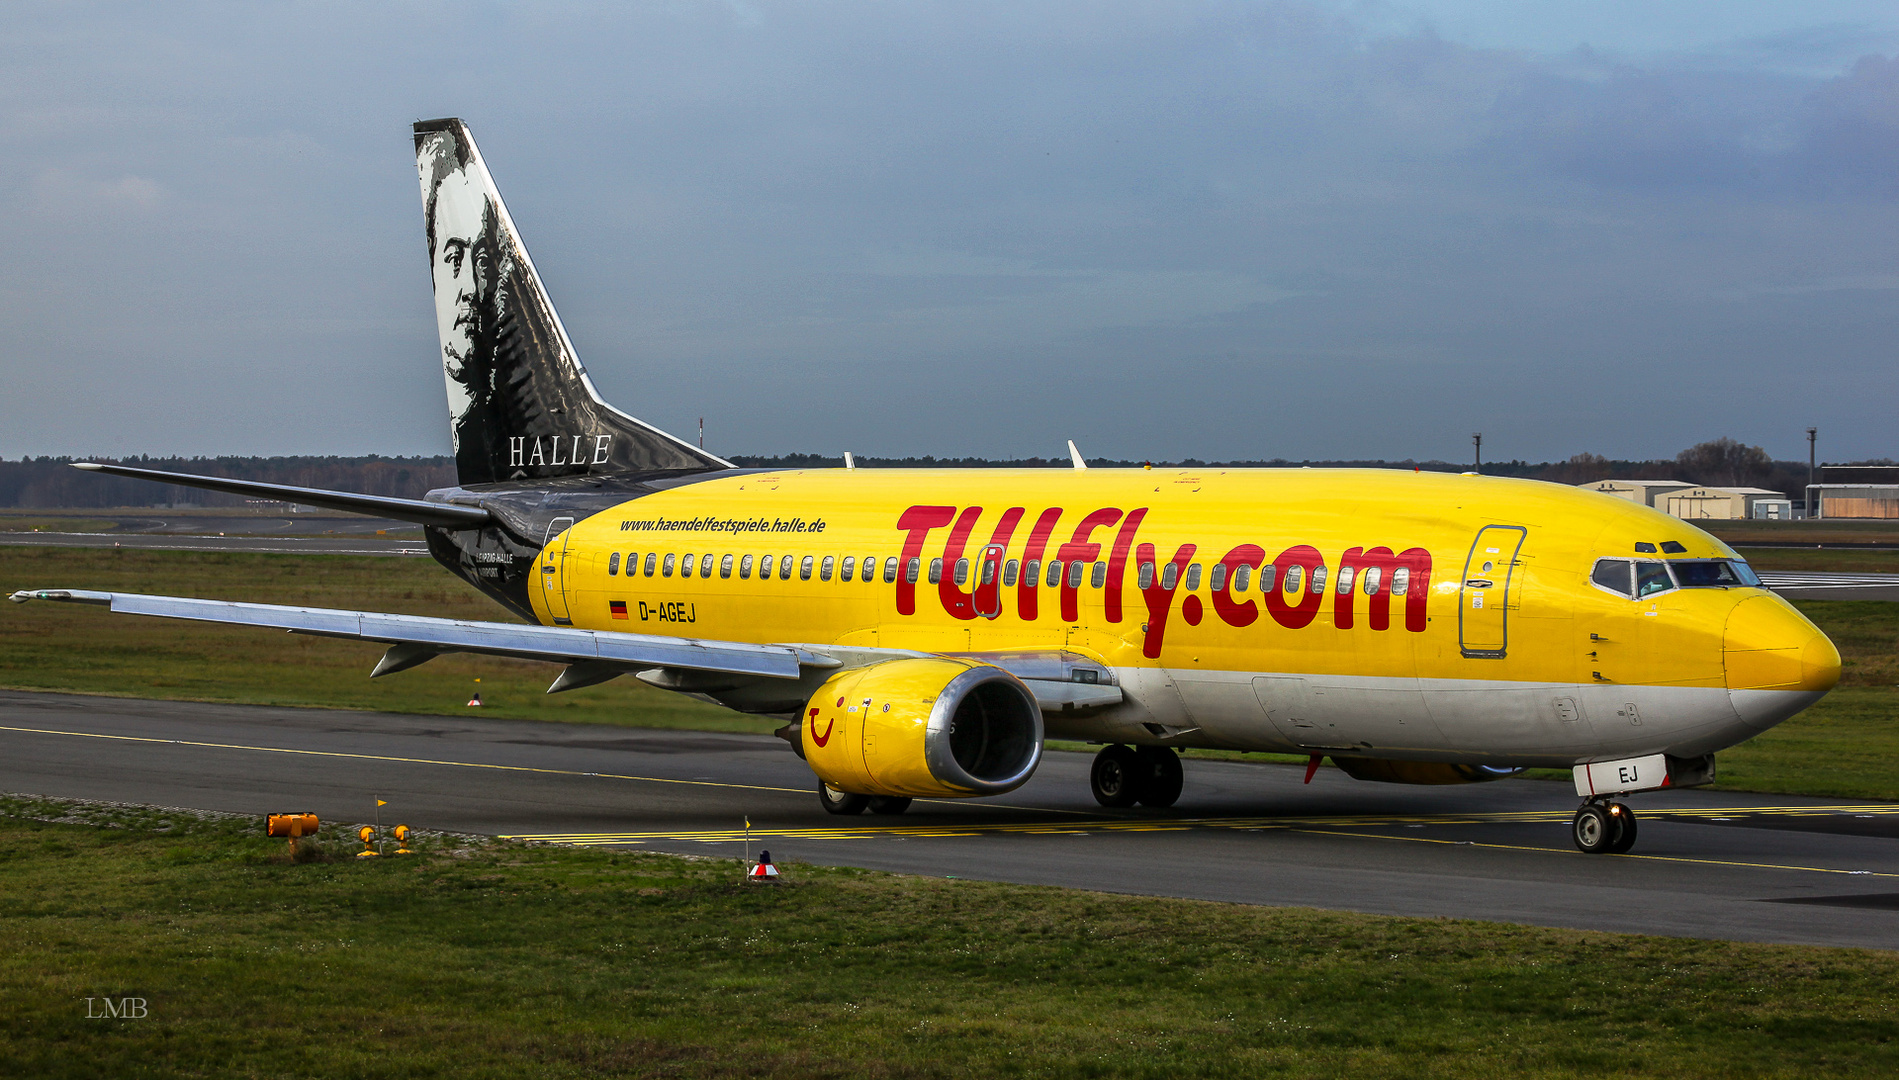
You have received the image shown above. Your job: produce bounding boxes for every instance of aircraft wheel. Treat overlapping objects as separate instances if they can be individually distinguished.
[1572,803,1614,854]
[1090,745,1145,808]
[867,796,913,815]
[1135,747,1184,808]
[819,783,870,816]
[1606,802,1638,854]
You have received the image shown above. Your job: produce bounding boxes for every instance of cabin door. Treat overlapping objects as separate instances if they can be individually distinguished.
[1458,525,1527,658]
[972,544,1006,619]
[540,516,576,625]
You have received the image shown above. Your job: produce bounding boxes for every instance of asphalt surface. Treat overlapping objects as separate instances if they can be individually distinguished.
[5,689,1899,950]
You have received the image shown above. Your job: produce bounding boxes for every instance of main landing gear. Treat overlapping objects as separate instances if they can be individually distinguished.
[818,783,911,816]
[1089,745,1183,809]
[1571,799,1637,854]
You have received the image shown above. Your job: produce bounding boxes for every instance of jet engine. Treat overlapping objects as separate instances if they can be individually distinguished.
[800,658,1043,798]
[1331,757,1525,785]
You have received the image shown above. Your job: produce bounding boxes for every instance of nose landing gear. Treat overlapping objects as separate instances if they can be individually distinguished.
[1090,745,1183,808]
[1572,800,1637,854]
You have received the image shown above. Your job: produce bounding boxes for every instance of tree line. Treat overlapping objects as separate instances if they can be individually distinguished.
[0,440,1870,508]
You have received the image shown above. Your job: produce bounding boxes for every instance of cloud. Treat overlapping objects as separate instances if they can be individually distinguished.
[0,1,1894,464]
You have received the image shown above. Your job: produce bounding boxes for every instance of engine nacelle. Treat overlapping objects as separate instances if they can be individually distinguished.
[1331,757,1525,785]
[802,657,1043,799]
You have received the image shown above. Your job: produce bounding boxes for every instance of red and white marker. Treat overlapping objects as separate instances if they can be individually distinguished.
[748,850,779,880]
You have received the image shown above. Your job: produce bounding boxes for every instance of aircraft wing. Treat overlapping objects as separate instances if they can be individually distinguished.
[66,462,491,529]
[8,589,833,690]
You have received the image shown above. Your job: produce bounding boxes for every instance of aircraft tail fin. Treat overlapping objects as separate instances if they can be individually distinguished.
[413,118,729,484]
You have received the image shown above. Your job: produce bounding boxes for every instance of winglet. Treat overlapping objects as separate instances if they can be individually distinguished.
[10,589,113,605]
[1067,440,1087,470]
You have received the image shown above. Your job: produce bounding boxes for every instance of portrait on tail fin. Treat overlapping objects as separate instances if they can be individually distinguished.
[416,124,506,477]
[414,118,729,485]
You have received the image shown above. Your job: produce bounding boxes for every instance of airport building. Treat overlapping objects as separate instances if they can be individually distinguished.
[1806,466,1899,519]
[1578,480,1792,521]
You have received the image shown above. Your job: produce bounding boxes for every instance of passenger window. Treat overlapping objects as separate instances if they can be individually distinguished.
[1590,559,1632,598]
[1233,564,1251,592]
[1091,561,1107,588]
[820,556,834,581]
[759,554,773,580]
[983,559,998,585]
[1209,564,1227,592]
[1068,560,1085,589]
[680,553,693,578]
[901,557,915,584]
[1259,565,1276,592]
[1184,564,1202,591]
[644,553,657,577]
[662,553,676,577]
[1635,561,1674,598]
[953,558,969,586]
[1161,563,1179,590]
[1390,567,1408,596]
[839,556,853,581]
[607,552,620,576]
[781,555,794,580]
[1003,559,1018,587]
[1284,565,1303,593]
[867,556,881,582]
[1310,565,1328,593]
[721,554,734,579]
[802,556,815,581]
[1048,561,1064,588]
[929,558,943,584]
[1336,566,1354,594]
[1024,559,1041,586]
[1362,566,1381,595]
[1138,561,1155,589]
[739,554,753,579]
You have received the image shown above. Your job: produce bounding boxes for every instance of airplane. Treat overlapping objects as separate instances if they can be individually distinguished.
[11,118,1840,855]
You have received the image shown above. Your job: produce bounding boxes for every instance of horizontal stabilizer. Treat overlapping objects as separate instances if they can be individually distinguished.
[69,462,491,529]
[9,588,816,681]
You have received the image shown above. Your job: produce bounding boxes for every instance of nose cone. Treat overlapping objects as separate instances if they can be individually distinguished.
[1724,594,1840,693]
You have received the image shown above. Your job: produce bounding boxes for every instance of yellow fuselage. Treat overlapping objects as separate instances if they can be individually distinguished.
[528,468,1837,767]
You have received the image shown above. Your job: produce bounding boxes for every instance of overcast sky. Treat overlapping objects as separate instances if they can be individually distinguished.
[2,2,1895,465]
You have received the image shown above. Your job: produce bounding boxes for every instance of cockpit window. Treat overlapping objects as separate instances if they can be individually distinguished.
[1635,561,1674,598]
[1590,559,1633,599]
[1671,559,1761,588]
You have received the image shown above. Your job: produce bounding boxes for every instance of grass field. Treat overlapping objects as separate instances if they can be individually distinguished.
[3,545,1896,798]
[5,793,1899,1079]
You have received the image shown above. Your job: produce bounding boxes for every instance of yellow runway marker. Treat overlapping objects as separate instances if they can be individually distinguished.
[0,723,810,796]
[0,722,1094,816]
[507,805,1899,848]
[1290,828,1899,879]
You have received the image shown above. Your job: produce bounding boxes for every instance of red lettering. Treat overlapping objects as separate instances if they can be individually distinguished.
[1056,509,1122,623]
[1211,543,1265,628]
[1104,508,1147,623]
[1016,508,1063,621]
[969,507,1025,620]
[1400,547,1432,632]
[1137,541,1197,659]
[1335,546,1433,631]
[936,507,985,620]
[895,505,955,616]
[1266,545,1326,629]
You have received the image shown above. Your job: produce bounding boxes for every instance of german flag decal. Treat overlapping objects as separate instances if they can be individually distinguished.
[609,600,628,619]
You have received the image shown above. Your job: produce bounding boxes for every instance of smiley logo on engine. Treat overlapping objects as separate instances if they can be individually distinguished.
[808,706,835,748]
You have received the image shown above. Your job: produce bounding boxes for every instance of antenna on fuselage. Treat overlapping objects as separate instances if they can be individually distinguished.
[1067,440,1088,470]
[843,452,856,470]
